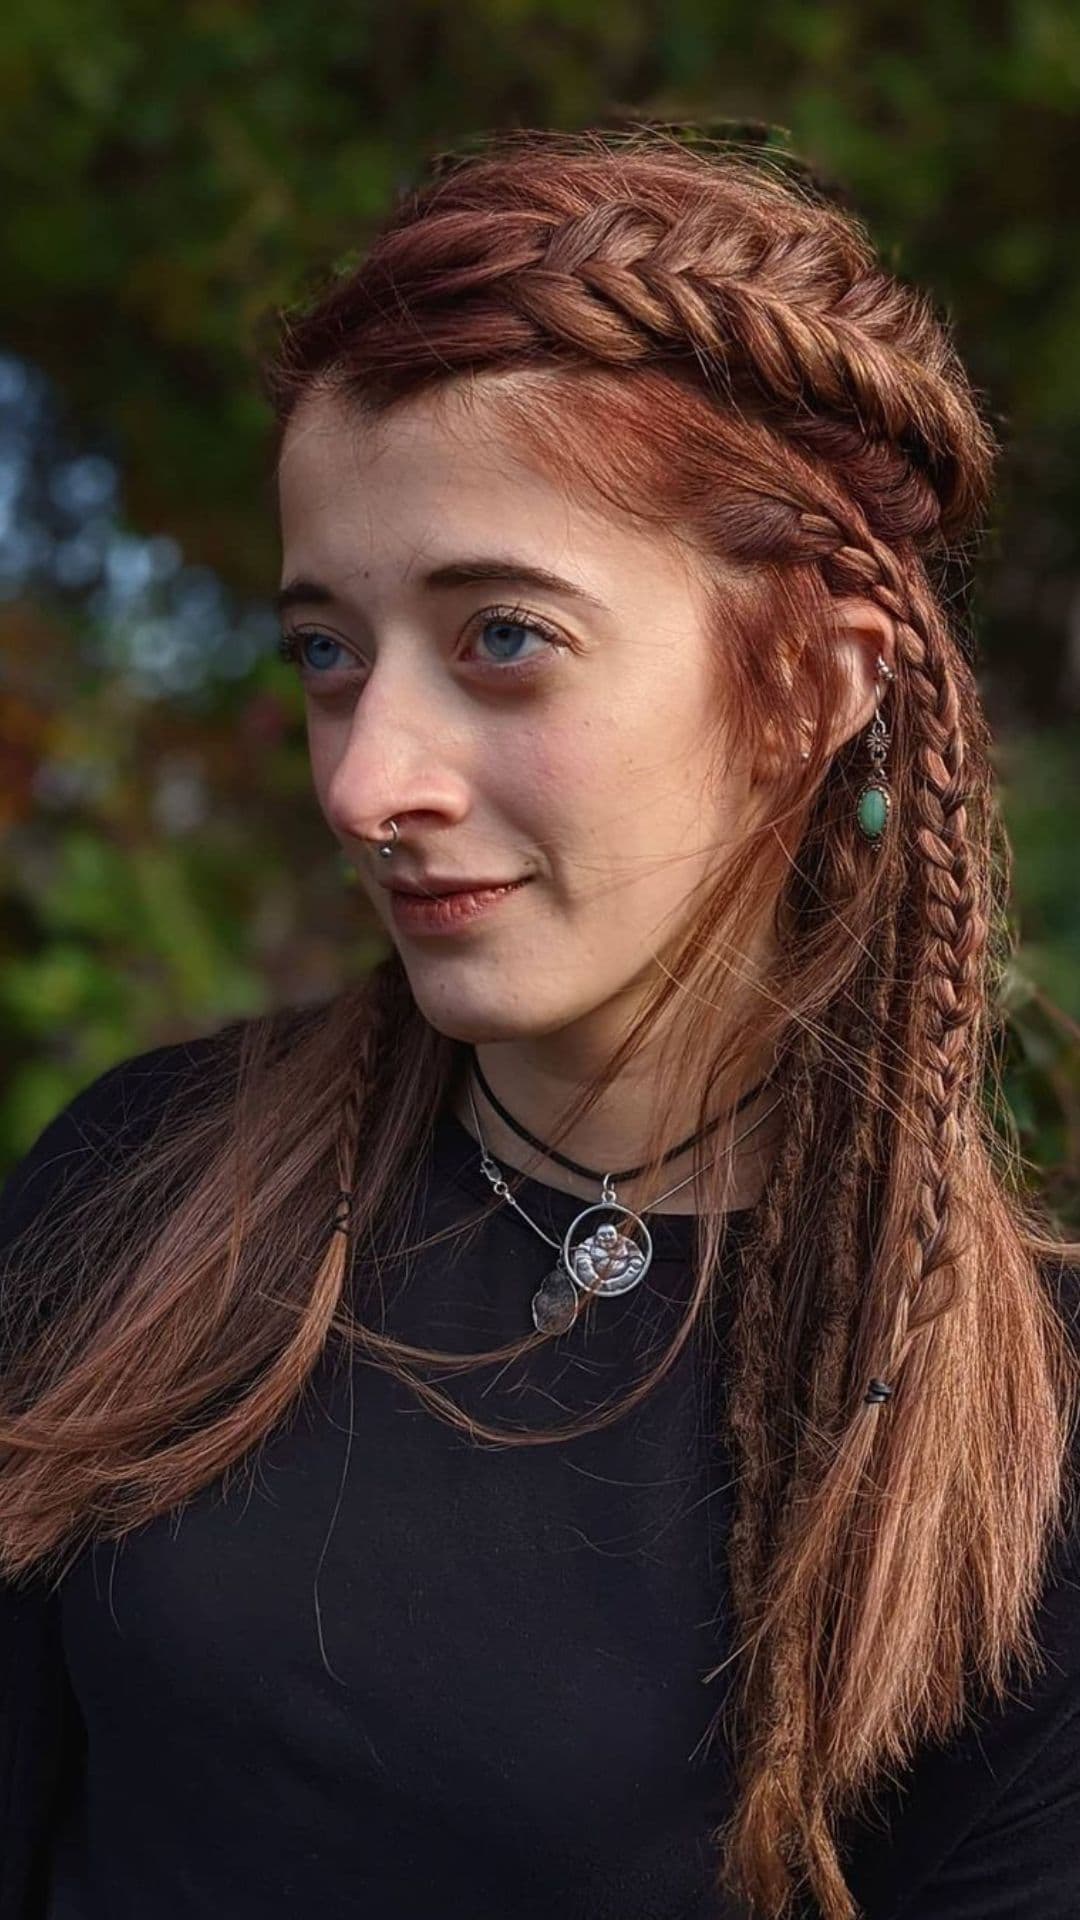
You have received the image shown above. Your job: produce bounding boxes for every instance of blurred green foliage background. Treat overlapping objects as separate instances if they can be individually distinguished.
[0,0,1077,1219]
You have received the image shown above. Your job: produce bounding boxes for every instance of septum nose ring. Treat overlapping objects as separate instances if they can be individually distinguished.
[376,819,399,861]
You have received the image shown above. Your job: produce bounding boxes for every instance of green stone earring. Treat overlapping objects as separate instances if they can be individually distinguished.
[856,659,894,846]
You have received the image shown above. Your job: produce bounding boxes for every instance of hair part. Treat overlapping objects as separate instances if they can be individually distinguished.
[4,124,1079,1920]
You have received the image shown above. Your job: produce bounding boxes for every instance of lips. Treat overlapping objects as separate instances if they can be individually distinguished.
[386,877,527,897]
[386,875,532,934]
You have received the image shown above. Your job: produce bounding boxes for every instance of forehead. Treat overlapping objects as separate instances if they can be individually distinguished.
[279,382,568,546]
[276,380,709,609]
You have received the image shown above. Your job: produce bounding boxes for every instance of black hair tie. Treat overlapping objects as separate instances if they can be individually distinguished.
[864,1378,894,1406]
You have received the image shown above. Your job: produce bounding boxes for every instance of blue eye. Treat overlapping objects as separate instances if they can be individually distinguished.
[474,615,545,663]
[277,631,345,674]
[466,604,562,671]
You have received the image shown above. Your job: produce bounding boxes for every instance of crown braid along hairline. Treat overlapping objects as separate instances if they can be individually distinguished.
[290,158,996,549]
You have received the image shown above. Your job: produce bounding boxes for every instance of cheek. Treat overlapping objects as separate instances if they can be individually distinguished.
[503,684,718,845]
[488,715,589,823]
[511,718,711,905]
[306,712,349,817]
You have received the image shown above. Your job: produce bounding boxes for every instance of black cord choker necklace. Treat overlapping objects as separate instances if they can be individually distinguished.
[469,1052,770,1187]
[467,1062,781,1336]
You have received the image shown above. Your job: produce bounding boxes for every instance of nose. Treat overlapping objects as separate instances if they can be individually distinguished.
[321,655,471,856]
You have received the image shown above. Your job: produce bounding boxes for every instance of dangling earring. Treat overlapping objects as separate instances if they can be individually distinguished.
[856,655,894,846]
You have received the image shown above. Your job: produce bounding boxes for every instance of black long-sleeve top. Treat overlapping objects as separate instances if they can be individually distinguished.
[1,1024,1079,1919]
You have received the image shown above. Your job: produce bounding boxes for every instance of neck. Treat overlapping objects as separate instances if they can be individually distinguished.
[453,1027,781,1215]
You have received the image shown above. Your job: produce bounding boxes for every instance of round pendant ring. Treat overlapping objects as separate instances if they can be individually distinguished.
[562,1203,653,1298]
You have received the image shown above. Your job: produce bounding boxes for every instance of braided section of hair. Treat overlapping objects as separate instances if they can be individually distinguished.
[724,1038,818,1630]
[796,508,992,1357]
[709,498,995,1911]
[273,137,995,546]
[717,931,904,1916]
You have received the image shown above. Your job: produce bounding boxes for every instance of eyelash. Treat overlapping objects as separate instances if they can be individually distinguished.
[275,603,567,688]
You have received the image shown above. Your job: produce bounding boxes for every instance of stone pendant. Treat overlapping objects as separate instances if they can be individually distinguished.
[856,782,891,843]
[857,707,891,846]
[531,1265,579,1335]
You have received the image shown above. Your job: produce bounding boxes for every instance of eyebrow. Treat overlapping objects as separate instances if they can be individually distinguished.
[274,557,609,618]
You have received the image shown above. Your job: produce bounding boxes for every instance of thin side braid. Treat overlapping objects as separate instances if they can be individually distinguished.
[796,514,989,1354]
[726,1035,819,1628]
[721,998,884,1897]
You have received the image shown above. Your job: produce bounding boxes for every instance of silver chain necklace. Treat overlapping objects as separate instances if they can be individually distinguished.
[466,1077,782,1334]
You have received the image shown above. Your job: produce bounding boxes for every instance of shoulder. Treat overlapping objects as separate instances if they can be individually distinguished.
[0,1004,320,1257]
[0,1029,230,1256]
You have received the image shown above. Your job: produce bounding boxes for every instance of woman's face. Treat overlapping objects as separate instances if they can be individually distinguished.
[276,382,762,1050]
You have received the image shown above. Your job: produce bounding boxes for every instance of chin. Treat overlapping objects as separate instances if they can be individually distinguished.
[408,996,552,1047]
[402,967,583,1046]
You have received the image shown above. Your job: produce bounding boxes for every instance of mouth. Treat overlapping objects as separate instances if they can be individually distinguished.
[380,871,530,898]
[386,875,533,934]
[385,876,528,898]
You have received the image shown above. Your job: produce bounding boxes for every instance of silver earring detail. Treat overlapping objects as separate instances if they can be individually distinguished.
[856,658,895,846]
[377,819,399,860]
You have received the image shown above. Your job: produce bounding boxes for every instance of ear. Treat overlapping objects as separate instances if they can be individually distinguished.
[749,595,898,788]
[808,594,898,760]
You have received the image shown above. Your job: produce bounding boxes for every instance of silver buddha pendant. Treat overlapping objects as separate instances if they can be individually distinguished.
[530,1177,653,1335]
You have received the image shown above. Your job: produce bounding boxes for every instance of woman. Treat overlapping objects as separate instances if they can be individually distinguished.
[1,125,1078,1920]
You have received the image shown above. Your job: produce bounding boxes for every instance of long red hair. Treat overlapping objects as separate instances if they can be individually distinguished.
[3,127,1078,1918]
